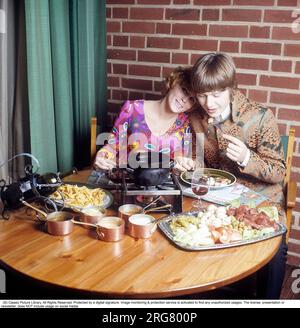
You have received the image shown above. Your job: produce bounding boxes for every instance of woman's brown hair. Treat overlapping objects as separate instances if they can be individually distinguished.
[191,52,237,95]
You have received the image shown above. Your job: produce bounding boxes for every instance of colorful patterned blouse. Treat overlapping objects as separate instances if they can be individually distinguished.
[98,100,191,164]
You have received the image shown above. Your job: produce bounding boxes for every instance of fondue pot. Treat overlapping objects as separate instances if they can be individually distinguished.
[126,151,175,187]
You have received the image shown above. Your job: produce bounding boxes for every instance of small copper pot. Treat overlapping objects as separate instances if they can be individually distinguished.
[118,204,143,228]
[46,211,74,236]
[128,214,157,239]
[80,206,107,227]
[96,216,125,242]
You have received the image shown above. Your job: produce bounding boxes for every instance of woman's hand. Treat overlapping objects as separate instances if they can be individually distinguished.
[94,152,116,170]
[223,134,250,165]
[174,156,195,172]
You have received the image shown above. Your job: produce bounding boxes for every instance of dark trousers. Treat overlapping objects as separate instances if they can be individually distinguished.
[256,235,288,299]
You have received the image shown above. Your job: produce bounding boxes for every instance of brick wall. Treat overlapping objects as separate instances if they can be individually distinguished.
[106,0,300,266]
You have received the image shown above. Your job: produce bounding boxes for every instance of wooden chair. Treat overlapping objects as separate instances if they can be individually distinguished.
[281,127,297,243]
[90,117,97,163]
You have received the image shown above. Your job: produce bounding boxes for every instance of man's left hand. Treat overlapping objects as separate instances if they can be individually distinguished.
[222,134,249,164]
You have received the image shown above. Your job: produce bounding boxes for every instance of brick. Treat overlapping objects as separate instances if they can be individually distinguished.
[183,39,218,51]
[260,75,299,89]
[138,50,170,63]
[154,80,165,92]
[106,7,111,19]
[272,60,292,73]
[277,123,287,136]
[107,76,120,87]
[250,26,270,39]
[112,8,128,19]
[122,78,153,91]
[219,41,239,53]
[156,23,171,34]
[113,64,127,75]
[107,0,134,3]
[107,89,111,100]
[137,0,170,3]
[129,64,161,77]
[294,126,300,138]
[172,53,189,65]
[287,242,300,254]
[130,8,164,20]
[106,21,121,33]
[145,93,162,100]
[147,37,180,49]
[174,0,190,4]
[113,35,128,47]
[233,0,274,4]
[287,255,300,267]
[271,92,300,106]
[248,90,268,103]
[285,44,300,57]
[107,35,111,46]
[242,42,281,55]
[296,62,300,74]
[162,67,175,78]
[107,63,112,74]
[112,89,128,101]
[277,0,298,5]
[278,108,300,121]
[223,9,262,22]
[194,0,231,4]
[172,23,207,36]
[236,73,257,86]
[292,155,300,167]
[123,22,155,34]
[129,91,144,99]
[130,36,145,48]
[202,9,219,21]
[108,49,136,61]
[264,10,295,23]
[272,27,300,41]
[234,57,269,71]
[209,24,248,38]
[165,9,200,21]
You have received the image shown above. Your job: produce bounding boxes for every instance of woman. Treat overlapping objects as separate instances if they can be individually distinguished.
[189,52,287,299]
[94,66,196,171]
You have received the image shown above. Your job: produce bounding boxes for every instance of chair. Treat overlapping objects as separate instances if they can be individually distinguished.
[281,127,297,243]
[90,117,97,163]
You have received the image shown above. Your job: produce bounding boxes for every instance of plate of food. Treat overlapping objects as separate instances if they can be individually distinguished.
[180,168,236,189]
[50,183,113,211]
[158,204,286,251]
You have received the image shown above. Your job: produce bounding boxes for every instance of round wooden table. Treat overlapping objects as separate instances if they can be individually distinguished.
[0,170,282,298]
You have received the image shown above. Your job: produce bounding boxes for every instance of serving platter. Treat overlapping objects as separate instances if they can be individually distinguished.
[50,182,114,210]
[158,211,286,251]
[180,168,236,190]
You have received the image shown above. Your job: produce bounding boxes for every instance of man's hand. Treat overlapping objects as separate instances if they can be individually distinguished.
[222,134,249,164]
[174,156,195,172]
[94,153,116,170]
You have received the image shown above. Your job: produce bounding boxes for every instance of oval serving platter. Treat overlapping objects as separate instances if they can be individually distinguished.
[158,211,286,251]
[180,168,236,190]
[50,182,114,210]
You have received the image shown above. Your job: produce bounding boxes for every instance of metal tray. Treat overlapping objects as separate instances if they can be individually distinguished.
[180,168,236,190]
[158,211,286,251]
[50,182,114,211]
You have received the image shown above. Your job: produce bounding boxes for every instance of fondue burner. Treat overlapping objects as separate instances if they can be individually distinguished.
[121,170,183,213]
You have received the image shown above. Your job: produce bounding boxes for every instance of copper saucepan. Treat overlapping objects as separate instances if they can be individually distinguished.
[22,200,74,236]
[128,213,171,239]
[72,216,125,242]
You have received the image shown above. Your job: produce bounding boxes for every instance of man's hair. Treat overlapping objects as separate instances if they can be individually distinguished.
[191,52,237,94]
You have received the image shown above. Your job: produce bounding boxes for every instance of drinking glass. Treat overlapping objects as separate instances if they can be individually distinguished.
[191,168,210,210]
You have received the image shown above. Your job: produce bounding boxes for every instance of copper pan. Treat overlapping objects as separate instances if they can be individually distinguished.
[72,216,124,242]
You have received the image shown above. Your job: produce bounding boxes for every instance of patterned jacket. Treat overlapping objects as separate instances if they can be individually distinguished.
[188,89,286,205]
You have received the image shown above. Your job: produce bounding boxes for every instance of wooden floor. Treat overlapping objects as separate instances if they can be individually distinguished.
[280,264,300,299]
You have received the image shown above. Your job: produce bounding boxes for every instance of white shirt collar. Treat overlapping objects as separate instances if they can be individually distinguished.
[215,104,231,123]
